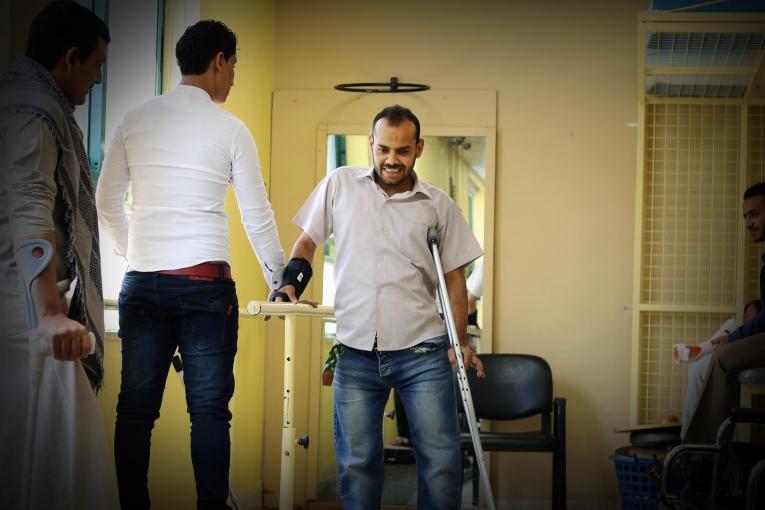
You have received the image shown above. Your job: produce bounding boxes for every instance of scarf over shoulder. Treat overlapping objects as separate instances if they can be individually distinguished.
[0,57,104,390]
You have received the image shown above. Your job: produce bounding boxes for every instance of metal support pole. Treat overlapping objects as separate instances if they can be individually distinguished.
[280,315,296,510]
[246,302,334,510]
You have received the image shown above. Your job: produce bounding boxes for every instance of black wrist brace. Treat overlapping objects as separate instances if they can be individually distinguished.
[280,257,313,298]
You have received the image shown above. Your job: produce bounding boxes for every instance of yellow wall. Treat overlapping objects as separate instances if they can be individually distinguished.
[271,0,645,505]
[200,1,276,508]
[5,0,46,68]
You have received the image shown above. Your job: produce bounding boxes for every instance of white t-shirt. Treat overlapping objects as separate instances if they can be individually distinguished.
[467,262,484,298]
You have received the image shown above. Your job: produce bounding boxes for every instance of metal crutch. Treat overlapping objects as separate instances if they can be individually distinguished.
[427,227,496,510]
[16,239,53,510]
[169,352,240,510]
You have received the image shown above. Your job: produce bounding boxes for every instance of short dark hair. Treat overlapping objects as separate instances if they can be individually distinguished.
[26,0,110,71]
[372,105,421,141]
[744,182,765,200]
[745,298,762,314]
[176,20,237,75]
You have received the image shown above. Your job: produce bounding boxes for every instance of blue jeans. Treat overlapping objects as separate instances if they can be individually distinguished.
[333,336,461,510]
[114,271,238,510]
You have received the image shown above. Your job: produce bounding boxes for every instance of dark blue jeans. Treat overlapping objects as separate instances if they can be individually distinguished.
[114,271,238,510]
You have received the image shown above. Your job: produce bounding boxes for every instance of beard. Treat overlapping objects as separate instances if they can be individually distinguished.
[374,162,414,189]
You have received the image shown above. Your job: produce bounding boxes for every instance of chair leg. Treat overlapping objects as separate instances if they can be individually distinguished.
[553,450,566,509]
[460,452,466,502]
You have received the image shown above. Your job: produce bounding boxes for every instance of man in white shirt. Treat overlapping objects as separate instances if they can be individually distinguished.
[274,105,484,510]
[467,262,483,327]
[96,20,284,510]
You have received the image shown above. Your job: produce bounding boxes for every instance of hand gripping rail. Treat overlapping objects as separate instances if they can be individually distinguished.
[427,227,496,510]
[246,301,334,510]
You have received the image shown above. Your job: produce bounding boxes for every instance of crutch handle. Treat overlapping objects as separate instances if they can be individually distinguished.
[16,240,97,358]
[15,239,53,330]
[427,226,440,247]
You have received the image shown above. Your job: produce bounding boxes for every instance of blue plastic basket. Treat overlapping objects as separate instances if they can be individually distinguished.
[610,454,661,510]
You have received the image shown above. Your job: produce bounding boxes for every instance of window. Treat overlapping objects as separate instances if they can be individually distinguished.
[86,0,164,330]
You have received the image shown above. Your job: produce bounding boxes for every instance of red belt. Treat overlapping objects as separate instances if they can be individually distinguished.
[158,262,232,280]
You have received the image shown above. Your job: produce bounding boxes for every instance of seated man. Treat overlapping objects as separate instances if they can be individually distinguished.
[680,299,761,439]
[684,183,765,443]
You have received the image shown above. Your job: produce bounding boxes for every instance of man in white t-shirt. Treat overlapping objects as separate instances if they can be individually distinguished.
[274,105,484,509]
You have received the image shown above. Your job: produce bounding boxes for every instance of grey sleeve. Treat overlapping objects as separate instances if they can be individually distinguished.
[292,173,334,246]
[4,113,58,246]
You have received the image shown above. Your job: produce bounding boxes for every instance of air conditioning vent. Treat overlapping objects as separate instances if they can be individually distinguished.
[640,13,765,100]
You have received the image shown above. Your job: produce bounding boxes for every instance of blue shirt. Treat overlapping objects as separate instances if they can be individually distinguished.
[729,252,765,341]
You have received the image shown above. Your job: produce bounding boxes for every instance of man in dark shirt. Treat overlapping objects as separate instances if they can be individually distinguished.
[684,182,765,443]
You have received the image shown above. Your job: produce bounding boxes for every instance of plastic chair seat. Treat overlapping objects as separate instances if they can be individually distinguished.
[738,367,765,384]
[460,431,557,451]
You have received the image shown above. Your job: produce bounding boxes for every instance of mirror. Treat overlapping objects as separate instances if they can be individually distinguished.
[316,133,488,504]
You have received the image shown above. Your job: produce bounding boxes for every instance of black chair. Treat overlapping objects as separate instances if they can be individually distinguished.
[458,353,566,509]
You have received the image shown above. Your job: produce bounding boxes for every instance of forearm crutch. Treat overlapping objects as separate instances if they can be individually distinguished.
[16,239,53,510]
[427,227,496,510]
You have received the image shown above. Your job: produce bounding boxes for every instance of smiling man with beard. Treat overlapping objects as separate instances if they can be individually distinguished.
[273,105,485,509]
[684,182,765,443]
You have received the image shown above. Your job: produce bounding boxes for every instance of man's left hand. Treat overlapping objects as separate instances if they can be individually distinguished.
[448,344,485,378]
[265,285,318,320]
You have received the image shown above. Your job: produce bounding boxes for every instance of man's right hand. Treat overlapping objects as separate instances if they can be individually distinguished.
[711,334,730,348]
[37,313,92,360]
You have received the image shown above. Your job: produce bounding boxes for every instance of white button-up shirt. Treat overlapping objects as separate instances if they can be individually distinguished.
[96,84,284,288]
[294,166,482,351]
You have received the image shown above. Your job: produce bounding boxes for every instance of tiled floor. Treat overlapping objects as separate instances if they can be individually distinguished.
[315,449,480,509]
